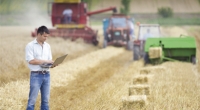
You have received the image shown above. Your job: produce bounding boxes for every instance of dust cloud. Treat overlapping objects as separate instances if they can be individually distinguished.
[23,2,52,27]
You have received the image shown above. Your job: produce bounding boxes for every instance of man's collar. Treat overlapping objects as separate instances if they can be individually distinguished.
[33,39,38,44]
[33,39,46,44]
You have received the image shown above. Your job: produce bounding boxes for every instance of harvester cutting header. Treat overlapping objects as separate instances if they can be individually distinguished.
[31,0,117,45]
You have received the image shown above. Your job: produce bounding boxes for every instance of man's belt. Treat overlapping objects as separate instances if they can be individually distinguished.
[31,71,49,74]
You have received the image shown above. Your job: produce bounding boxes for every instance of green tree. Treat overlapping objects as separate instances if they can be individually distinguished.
[158,7,173,18]
[82,0,92,10]
[120,0,131,15]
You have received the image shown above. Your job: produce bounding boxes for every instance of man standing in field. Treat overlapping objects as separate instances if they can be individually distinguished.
[25,26,53,110]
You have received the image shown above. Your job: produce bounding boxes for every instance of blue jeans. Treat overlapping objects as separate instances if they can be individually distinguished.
[26,72,50,110]
[64,15,71,23]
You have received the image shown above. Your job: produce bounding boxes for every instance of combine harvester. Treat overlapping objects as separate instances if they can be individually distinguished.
[133,24,196,64]
[31,0,117,45]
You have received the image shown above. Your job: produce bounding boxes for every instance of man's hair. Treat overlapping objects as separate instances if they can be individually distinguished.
[37,26,50,35]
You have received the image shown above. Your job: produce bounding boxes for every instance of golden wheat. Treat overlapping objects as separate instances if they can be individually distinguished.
[145,62,200,109]
[0,26,200,110]
[0,46,125,109]
[0,26,98,85]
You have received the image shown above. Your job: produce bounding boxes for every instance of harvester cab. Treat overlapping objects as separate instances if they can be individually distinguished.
[103,14,134,50]
[31,0,117,46]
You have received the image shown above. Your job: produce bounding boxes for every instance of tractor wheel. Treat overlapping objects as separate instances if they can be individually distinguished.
[144,52,150,65]
[192,56,196,64]
[126,40,133,50]
[133,45,140,61]
[103,40,107,48]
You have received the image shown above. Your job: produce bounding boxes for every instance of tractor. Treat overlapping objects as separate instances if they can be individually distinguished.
[31,0,117,46]
[133,23,196,65]
[102,14,134,50]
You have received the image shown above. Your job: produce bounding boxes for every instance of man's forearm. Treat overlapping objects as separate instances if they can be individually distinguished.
[29,59,52,65]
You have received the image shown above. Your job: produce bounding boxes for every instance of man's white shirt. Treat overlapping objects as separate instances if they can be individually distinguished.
[63,9,72,16]
[25,39,52,71]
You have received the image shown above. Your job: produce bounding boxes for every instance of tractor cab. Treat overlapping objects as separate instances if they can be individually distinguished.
[133,24,161,60]
[138,24,161,40]
[111,17,128,29]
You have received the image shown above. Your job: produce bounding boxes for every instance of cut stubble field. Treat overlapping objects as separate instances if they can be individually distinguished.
[0,26,200,110]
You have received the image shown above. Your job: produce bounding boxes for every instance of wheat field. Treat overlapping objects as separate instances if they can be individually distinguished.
[0,26,99,86]
[0,26,200,110]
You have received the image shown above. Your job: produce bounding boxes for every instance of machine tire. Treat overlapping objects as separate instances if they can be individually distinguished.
[144,52,150,65]
[126,40,133,50]
[192,56,196,64]
[133,45,140,61]
[92,39,99,46]
[93,41,99,46]
[103,40,107,48]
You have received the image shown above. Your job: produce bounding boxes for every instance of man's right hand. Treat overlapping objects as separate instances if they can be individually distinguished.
[29,59,54,65]
[46,60,54,64]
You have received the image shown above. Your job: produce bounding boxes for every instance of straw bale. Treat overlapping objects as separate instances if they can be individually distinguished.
[140,66,166,74]
[148,47,162,59]
[133,74,153,84]
[140,68,151,74]
[122,95,147,109]
[129,84,150,95]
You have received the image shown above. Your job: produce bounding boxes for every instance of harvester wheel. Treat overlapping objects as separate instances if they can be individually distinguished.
[133,45,140,61]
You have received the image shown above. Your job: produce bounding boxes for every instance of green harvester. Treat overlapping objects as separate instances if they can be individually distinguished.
[144,36,196,64]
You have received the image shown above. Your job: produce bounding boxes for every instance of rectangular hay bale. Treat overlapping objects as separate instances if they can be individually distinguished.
[129,84,150,95]
[140,68,151,75]
[133,75,149,84]
[140,66,166,74]
[148,47,162,59]
[122,95,147,109]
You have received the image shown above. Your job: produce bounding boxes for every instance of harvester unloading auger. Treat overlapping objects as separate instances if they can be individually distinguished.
[133,24,196,65]
[31,0,117,45]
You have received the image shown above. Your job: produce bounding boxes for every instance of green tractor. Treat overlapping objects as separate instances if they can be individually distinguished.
[133,24,196,64]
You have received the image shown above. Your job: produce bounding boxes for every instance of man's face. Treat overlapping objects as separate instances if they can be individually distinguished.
[38,32,49,42]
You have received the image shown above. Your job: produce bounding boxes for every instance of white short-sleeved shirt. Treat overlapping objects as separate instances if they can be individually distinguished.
[63,9,72,16]
[25,39,52,71]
